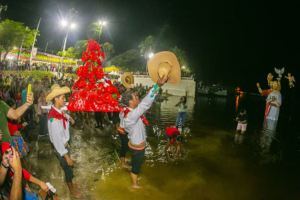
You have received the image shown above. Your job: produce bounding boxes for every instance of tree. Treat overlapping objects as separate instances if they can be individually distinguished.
[86,23,101,41]
[0,19,38,61]
[111,49,144,72]
[101,42,114,60]
[74,40,87,58]
[170,46,187,66]
[138,35,155,59]
[56,47,76,59]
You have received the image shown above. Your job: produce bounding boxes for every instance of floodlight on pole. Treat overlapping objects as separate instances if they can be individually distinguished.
[98,20,107,43]
[70,23,76,29]
[148,52,154,59]
[62,20,67,27]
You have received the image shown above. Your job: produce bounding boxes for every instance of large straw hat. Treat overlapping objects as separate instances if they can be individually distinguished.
[46,84,70,102]
[147,51,181,85]
[121,72,134,89]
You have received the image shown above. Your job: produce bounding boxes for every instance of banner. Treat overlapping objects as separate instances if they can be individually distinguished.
[32,47,37,58]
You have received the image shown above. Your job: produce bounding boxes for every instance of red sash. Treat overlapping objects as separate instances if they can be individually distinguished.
[48,107,68,129]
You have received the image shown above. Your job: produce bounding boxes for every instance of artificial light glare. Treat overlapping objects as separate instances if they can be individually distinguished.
[182,66,186,69]
[62,20,67,27]
[70,23,76,29]
[148,53,154,58]
[102,21,107,25]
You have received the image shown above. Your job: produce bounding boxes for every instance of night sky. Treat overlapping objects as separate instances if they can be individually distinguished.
[2,0,300,91]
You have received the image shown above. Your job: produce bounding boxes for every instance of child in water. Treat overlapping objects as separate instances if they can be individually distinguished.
[236,109,248,134]
[165,127,184,159]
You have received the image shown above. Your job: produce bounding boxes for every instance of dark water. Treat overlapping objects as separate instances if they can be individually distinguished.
[89,94,300,200]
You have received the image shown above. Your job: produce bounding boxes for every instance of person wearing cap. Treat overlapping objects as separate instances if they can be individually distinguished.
[164,127,184,159]
[0,86,33,144]
[236,109,248,134]
[46,84,83,198]
[0,142,50,199]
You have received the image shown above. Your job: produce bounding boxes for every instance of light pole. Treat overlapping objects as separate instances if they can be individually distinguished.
[98,21,106,43]
[146,52,153,73]
[44,42,48,53]
[60,21,76,67]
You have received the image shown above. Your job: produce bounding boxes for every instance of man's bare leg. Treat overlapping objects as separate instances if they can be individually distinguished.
[67,182,83,198]
[131,172,142,188]
[121,157,130,169]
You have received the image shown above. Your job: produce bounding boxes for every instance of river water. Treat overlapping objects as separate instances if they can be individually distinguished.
[25,94,300,200]
[86,94,300,200]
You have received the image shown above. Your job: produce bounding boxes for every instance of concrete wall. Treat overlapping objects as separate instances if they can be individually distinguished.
[134,77,196,97]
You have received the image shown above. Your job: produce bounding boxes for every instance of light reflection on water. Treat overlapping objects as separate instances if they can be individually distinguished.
[87,95,300,199]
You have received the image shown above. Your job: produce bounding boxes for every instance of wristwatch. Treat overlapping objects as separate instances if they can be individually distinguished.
[1,162,9,169]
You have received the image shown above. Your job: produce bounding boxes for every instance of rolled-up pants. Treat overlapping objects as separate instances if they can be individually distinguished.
[129,148,145,175]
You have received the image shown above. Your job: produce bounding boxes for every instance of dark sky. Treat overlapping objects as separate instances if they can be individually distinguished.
[2,0,300,90]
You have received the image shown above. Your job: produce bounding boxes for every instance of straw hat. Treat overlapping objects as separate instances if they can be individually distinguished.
[121,72,134,89]
[46,84,70,102]
[147,51,181,85]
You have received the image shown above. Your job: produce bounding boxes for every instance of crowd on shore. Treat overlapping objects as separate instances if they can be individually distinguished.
[0,60,76,74]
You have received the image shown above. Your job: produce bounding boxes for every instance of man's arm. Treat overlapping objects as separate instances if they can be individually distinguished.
[7,92,33,120]
[125,76,167,124]
[9,147,22,200]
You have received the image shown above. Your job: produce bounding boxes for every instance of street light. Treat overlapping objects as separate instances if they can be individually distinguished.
[98,21,106,43]
[62,20,67,27]
[60,20,76,67]
[148,52,154,59]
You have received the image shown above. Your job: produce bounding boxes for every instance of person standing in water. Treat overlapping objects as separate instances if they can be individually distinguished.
[175,96,187,132]
[121,76,167,188]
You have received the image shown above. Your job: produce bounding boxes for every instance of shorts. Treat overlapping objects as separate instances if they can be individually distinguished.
[165,133,171,139]
[237,123,247,131]
[112,111,120,124]
[129,148,145,175]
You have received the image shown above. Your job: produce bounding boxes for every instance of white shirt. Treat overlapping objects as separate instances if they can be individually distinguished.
[48,106,70,156]
[178,103,187,112]
[123,86,159,145]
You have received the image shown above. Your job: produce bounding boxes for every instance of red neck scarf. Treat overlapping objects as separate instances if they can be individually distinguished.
[124,108,149,126]
[48,107,68,129]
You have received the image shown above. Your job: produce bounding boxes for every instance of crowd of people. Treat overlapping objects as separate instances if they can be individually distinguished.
[0,60,77,74]
[0,68,189,198]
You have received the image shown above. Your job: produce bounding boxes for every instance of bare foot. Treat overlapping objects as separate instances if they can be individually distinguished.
[132,185,142,189]
[73,184,84,189]
[71,191,83,198]
[121,164,131,169]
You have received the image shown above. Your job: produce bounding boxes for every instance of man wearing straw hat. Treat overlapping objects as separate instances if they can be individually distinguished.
[46,84,83,198]
[121,51,180,188]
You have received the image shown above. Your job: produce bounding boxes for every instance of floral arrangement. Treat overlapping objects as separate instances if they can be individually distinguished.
[67,39,122,112]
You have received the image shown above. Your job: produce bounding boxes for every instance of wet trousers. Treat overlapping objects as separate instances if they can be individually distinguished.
[55,145,74,182]
[129,148,145,175]
[176,112,186,128]
[119,133,129,157]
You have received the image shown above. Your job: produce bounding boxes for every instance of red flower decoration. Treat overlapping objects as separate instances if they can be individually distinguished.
[102,93,112,103]
[68,39,121,112]
[109,98,119,107]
